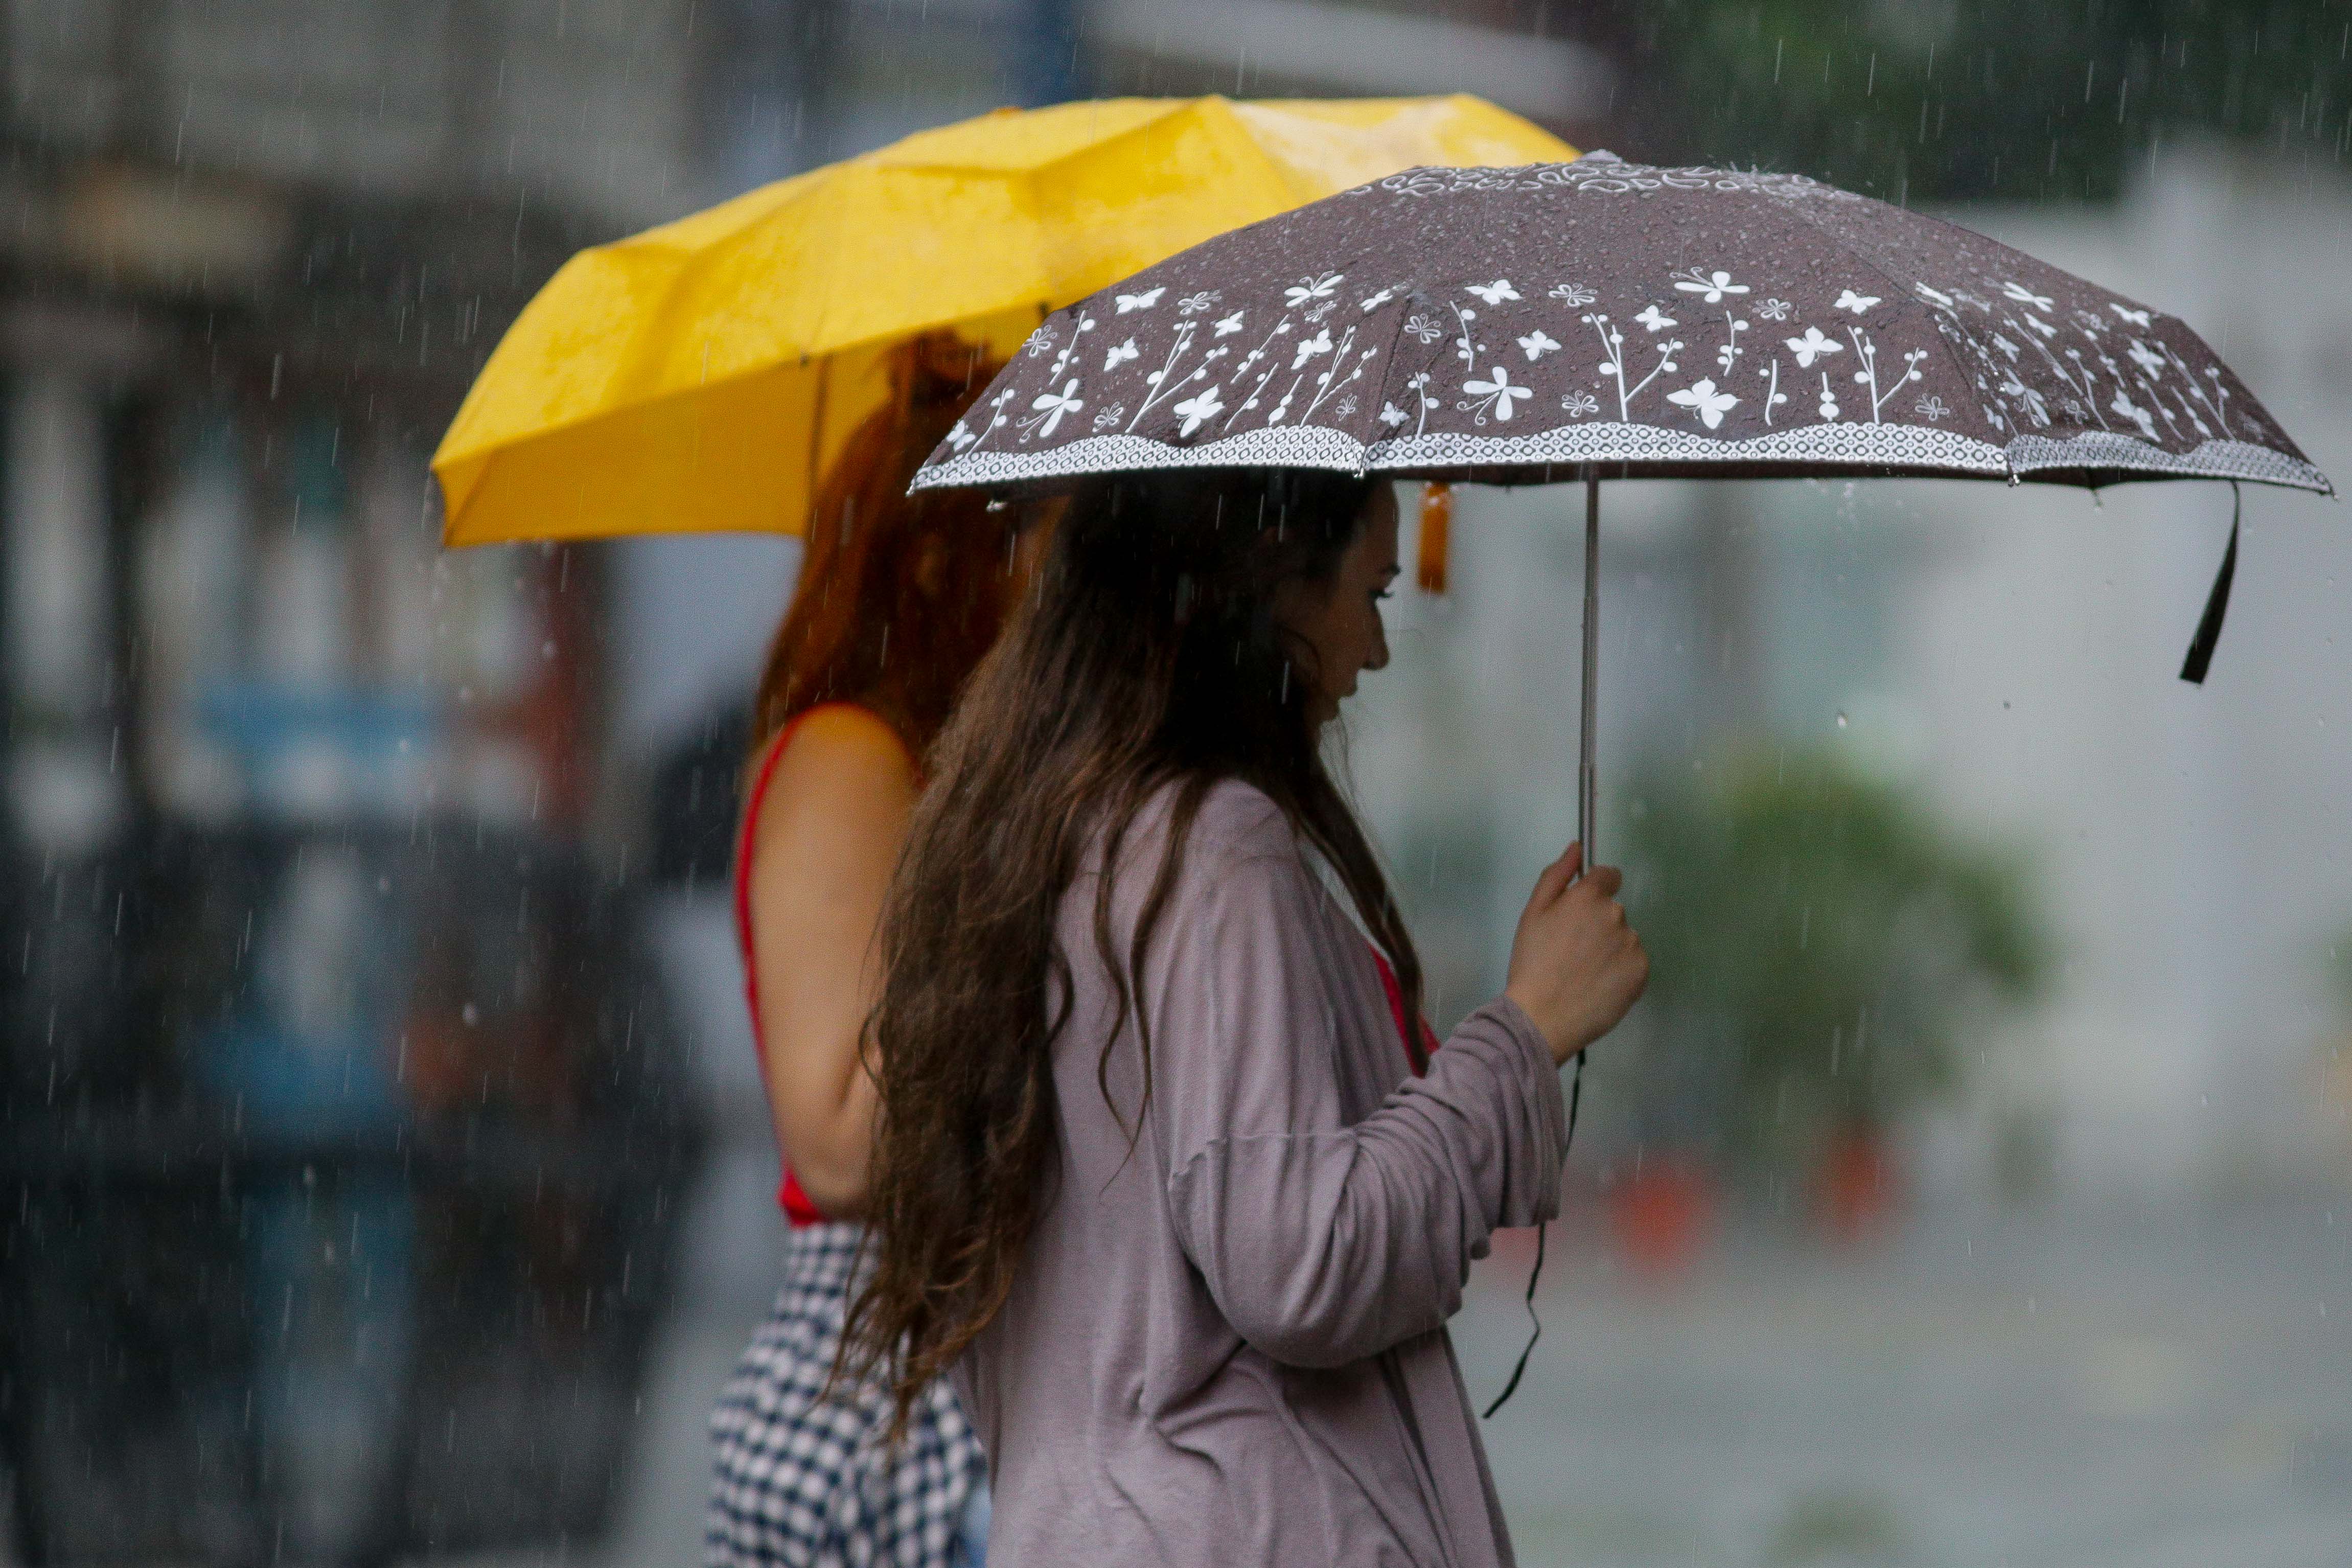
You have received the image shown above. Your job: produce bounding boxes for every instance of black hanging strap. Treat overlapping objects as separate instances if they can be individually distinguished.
[1483,1049,1581,1419]
[2179,483,2242,685]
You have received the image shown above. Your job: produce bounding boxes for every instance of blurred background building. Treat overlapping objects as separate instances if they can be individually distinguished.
[2,2,2347,1564]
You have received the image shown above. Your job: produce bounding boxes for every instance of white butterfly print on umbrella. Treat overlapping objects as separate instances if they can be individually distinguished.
[1172,387,1224,437]
[1786,326,1843,367]
[1667,377,1740,429]
[1284,273,1344,308]
[1021,381,1084,439]
[1672,268,1748,303]
[1460,365,1533,423]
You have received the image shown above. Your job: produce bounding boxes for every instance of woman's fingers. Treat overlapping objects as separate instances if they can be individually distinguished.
[1527,840,1583,909]
[1575,864,1623,901]
[1504,851,1645,1065]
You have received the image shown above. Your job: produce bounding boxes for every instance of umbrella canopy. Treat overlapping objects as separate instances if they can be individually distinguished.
[908,152,2329,496]
[913,149,2335,856]
[431,95,1575,547]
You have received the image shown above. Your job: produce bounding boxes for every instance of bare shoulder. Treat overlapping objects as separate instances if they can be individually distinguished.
[753,706,918,856]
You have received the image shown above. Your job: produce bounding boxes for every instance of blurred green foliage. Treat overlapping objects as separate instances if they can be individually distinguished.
[1621,747,2044,1171]
[1588,0,2352,203]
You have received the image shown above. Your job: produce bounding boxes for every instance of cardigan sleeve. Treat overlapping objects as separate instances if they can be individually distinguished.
[1156,797,1566,1370]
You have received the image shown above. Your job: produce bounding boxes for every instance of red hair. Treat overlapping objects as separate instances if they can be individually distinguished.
[749,336,1020,767]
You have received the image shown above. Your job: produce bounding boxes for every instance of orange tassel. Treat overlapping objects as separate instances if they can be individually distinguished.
[1416,482,1452,595]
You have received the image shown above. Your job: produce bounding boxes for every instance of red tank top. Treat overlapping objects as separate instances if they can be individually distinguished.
[738,713,1435,1223]
[1371,946,1442,1075]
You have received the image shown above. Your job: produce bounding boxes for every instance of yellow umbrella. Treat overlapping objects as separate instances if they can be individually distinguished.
[432,94,1574,547]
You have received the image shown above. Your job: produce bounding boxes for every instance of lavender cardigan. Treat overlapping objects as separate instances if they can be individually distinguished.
[951,781,1567,1566]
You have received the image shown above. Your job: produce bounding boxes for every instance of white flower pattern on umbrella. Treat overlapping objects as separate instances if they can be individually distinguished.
[1666,377,1739,428]
[1284,273,1344,308]
[1785,326,1843,366]
[1405,370,1438,434]
[1999,372,2050,426]
[1172,386,1224,436]
[2108,388,2157,440]
[1460,364,1533,422]
[1672,268,1748,302]
[925,153,2315,508]
[1024,380,1083,437]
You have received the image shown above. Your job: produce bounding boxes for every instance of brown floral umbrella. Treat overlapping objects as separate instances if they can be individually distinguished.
[912,150,2333,847]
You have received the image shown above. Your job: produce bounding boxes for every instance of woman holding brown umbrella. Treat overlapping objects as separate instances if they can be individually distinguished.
[841,469,1648,1566]
[706,342,1053,1568]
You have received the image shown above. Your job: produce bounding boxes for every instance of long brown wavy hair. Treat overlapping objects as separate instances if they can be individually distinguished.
[839,469,1422,1431]
[749,335,1023,765]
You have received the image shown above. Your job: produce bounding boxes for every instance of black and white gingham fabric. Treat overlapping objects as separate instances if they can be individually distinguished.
[708,1221,986,1567]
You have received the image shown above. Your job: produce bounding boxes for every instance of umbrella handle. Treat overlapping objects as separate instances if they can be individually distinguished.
[1577,471,1600,867]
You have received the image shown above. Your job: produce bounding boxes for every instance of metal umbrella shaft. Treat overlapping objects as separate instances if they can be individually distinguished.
[1578,471,1599,867]
[1484,468,1601,1422]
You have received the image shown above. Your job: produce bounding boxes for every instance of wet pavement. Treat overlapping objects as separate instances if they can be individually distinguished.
[423,1192,2351,1568]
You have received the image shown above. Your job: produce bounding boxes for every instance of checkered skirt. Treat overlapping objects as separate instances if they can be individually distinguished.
[708,1222,985,1567]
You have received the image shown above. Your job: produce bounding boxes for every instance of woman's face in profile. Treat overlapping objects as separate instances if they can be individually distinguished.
[1276,485,1400,730]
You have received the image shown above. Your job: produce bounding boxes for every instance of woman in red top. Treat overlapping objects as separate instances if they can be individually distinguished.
[706,339,1051,1568]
